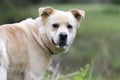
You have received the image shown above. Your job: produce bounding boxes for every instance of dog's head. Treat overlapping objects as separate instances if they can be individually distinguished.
[38,6,85,54]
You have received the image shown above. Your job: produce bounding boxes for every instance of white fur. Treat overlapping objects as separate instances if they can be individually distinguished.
[0,7,85,80]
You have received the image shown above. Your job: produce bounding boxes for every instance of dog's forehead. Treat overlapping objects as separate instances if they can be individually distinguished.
[48,10,78,25]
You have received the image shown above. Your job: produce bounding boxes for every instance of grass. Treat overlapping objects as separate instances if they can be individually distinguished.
[44,61,104,80]
[44,64,92,80]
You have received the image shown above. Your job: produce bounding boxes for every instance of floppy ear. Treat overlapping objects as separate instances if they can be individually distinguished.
[38,6,54,19]
[70,9,85,22]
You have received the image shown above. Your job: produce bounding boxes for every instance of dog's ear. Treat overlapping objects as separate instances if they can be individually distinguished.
[38,6,54,19]
[70,9,85,22]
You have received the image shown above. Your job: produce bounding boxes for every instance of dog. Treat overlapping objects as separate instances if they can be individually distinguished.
[0,6,85,80]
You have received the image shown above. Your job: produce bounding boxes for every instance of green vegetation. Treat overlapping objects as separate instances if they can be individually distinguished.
[0,3,120,80]
[44,61,104,80]
[44,64,93,80]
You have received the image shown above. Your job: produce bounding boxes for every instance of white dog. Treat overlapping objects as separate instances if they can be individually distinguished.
[0,6,85,80]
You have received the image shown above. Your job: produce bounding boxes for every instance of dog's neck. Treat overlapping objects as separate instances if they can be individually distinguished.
[31,28,53,56]
[29,19,53,56]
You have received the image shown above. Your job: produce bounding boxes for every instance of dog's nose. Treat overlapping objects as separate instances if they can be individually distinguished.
[59,32,67,47]
[59,32,67,41]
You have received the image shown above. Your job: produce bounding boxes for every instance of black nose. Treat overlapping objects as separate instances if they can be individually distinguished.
[59,32,67,47]
[59,32,67,41]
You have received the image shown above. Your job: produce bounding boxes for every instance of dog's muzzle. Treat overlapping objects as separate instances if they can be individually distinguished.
[52,32,68,48]
[58,32,67,47]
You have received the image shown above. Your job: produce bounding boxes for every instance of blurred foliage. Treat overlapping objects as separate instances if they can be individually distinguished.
[111,0,120,4]
[44,64,94,80]
[0,0,40,24]
[0,0,119,23]
[45,63,105,80]
[0,0,41,7]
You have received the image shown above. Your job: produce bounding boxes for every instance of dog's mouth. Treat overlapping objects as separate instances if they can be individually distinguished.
[58,40,66,47]
[52,39,56,46]
[52,39,67,48]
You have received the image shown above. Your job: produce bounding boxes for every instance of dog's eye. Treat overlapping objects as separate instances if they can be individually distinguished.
[52,24,59,29]
[67,24,73,29]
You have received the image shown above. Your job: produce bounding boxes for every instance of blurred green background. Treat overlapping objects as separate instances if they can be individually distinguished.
[0,0,120,80]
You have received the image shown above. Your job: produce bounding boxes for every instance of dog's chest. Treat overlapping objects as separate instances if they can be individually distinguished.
[7,50,51,80]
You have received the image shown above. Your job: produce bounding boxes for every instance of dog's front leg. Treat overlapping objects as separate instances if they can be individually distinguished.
[0,53,8,80]
[0,64,7,80]
[0,38,9,80]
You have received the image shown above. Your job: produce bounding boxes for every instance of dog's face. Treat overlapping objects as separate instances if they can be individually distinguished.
[38,7,85,53]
